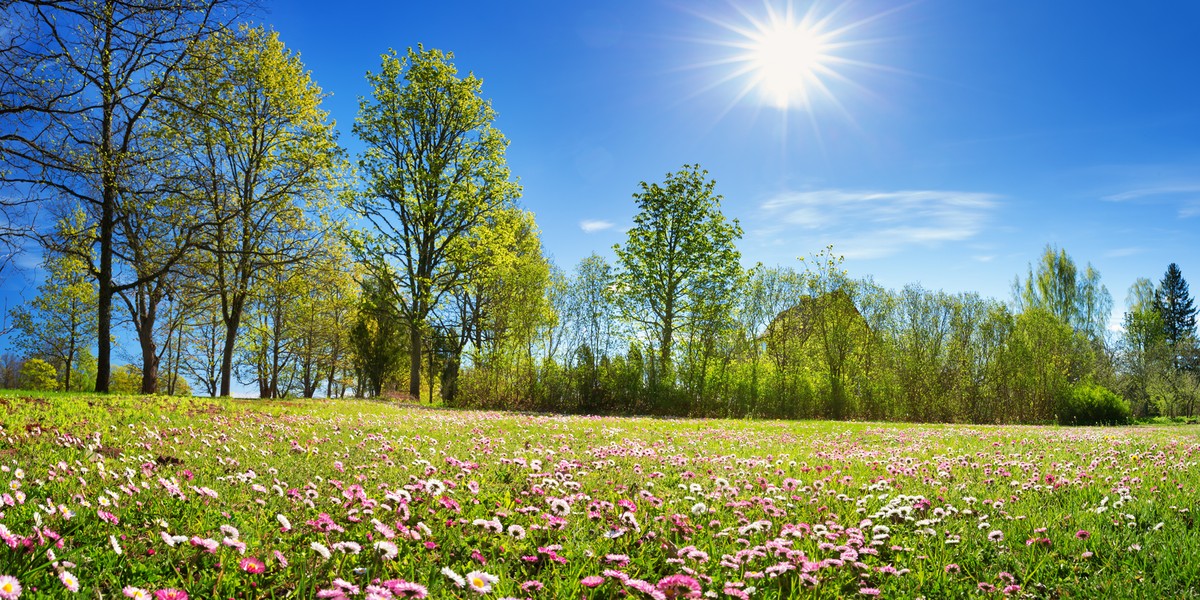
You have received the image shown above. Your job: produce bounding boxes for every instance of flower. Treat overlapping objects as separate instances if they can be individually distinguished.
[442,568,466,588]
[153,590,188,600]
[388,580,429,598]
[581,576,605,588]
[0,575,22,600]
[506,524,526,539]
[987,530,1004,542]
[657,574,701,598]
[465,571,498,594]
[59,571,80,593]
[110,535,123,555]
[239,557,266,574]
[859,589,882,597]
[1075,530,1090,539]
[311,542,332,560]
[122,587,150,600]
[375,541,399,560]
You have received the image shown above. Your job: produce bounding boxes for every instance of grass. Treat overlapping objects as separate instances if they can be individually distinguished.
[0,390,1198,598]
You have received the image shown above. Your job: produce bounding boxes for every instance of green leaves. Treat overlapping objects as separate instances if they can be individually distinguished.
[613,164,744,384]
[351,45,524,400]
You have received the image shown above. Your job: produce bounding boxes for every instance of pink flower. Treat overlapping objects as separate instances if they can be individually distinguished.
[1076,530,1091,539]
[123,587,151,600]
[657,574,702,599]
[859,589,882,597]
[1003,584,1021,595]
[0,575,22,600]
[59,571,80,593]
[154,590,188,600]
[239,557,265,574]
[581,576,605,588]
[944,563,961,573]
[386,580,428,598]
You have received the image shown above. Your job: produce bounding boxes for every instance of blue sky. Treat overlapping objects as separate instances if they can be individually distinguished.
[4,0,1200,352]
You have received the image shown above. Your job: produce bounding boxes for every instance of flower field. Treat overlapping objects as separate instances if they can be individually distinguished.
[0,392,1198,598]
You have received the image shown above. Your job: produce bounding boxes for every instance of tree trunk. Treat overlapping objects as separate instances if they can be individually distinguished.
[219,318,239,397]
[138,324,160,394]
[409,321,421,402]
[96,201,114,393]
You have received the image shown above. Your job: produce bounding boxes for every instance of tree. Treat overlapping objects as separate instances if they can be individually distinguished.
[0,0,247,392]
[19,357,58,391]
[350,273,407,398]
[1013,245,1111,340]
[613,164,743,387]
[163,26,345,397]
[351,46,521,402]
[1157,263,1197,367]
[9,209,97,391]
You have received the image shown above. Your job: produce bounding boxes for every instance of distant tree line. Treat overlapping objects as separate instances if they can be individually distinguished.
[1,1,1195,424]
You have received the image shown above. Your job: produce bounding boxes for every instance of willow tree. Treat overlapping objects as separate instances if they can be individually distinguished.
[351,46,521,402]
[614,164,743,389]
[159,26,344,396]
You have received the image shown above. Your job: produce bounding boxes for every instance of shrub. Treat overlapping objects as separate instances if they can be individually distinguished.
[1057,383,1131,426]
[19,357,59,391]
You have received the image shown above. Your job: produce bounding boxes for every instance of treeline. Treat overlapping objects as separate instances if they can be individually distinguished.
[2,1,1197,425]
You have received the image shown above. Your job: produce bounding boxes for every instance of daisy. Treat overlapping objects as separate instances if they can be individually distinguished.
[59,571,80,593]
[442,567,466,588]
[0,575,21,600]
[374,541,399,560]
[122,586,150,599]
[311,542,332,560]
[239,557,266,574]
[465,571,498,594]
[389,581,429,598]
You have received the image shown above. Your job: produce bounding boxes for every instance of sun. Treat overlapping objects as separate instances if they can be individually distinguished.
[688,1,895,115]
[745,14,834,109]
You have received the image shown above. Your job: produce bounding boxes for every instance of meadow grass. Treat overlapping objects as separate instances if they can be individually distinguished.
[0,390,1197,598]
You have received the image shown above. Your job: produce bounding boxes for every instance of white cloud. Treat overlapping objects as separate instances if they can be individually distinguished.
[1104,247,1144,258]
[1102,184,1200,202]
[579,219,614,233]
[758,189,998,259]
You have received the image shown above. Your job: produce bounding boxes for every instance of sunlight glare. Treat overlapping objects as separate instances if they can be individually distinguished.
[750,19,830,109]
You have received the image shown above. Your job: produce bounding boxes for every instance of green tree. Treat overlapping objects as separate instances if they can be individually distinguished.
[351,46,521,402]
[19,358,58,391]
[1157,263,1197,367]
[0,0,245,392]
[162,26,345,397]
[9,209,97,391]
[1013,244,1112,340]
[613,164,743,387]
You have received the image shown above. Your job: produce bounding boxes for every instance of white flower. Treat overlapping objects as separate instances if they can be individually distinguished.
[110,534,123,555]
[311,542,332,560]
[506,524,527,539]
[442,567,466,588]
[374,541,399,560]
[691,502,707,515]
[465,570,498,594]
[277,513,292,531]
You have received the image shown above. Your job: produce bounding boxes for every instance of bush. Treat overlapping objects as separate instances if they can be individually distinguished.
[19,358,59,391]
[1057,383,1131,426]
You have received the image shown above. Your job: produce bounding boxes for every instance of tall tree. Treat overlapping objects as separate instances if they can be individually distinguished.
[9,209,97,391]
[1013,244,1111,339]
[351,46,521,402]
[613,164,743,386]
[0,0,246,392]
[161,26,344,396]
[1157,263,1197,362]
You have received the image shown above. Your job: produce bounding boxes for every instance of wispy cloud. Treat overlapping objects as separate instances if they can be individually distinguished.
[579,219,614,233]
[1104,247,1144,258]
[757,189,998,259]
[1102,184,1200,203]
